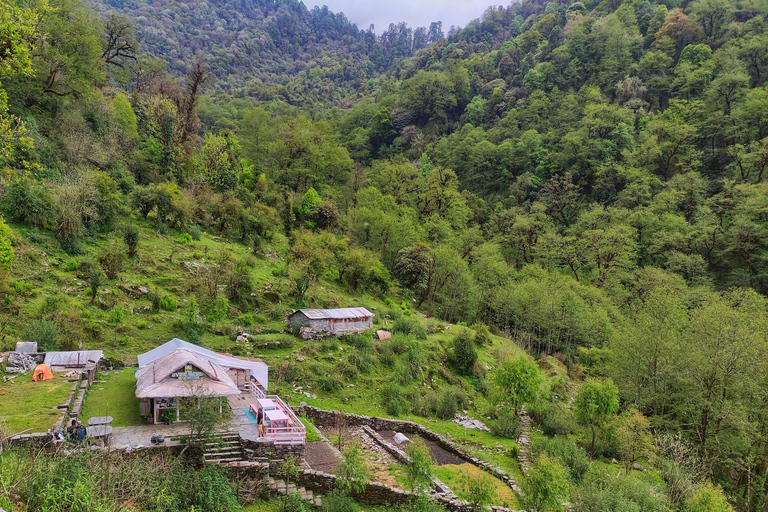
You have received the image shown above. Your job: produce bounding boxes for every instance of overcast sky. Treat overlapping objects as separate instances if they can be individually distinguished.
[307,0,498,33]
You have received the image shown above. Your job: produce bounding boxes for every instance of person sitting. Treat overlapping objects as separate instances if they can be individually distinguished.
[66,419,77,441]
[76,421,86,443]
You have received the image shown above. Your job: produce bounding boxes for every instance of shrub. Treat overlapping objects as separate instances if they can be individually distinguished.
[572,470,672,511]
[436,391,458,420]
[531,436,590,483]
[22,319,60,349]
[160,295,176,311]
[540,403,579,437]
[451,329,477,376]
[321,489,359,512]
[108,304,129,325]
[489,409,522,439]
[411,322,427,340]
[393,316,415,335]
[123,224,139,258]
[187,224,201,240]
[321,375,344,392]
[382,383,408,416]
[192,465,240,512]
[99,251,123,280]
[348,349,373,374]
[241,313,254,326]
[472,323,491,346]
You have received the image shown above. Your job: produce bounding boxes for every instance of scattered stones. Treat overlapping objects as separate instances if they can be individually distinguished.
[453,414,490,432]
[6,352,37,373]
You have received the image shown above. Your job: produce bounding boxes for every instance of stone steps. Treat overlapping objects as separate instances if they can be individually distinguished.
[265,477,322,507]
[202,431,245,463]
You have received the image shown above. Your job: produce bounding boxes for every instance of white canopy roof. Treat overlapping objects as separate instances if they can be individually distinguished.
[137,338,268,389]
[134,347,241,399]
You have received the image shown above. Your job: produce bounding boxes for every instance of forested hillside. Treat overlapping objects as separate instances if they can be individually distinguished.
[88,0,446,102]
[2,0,768,509]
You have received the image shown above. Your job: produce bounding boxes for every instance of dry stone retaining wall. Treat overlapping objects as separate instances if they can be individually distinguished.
[295,405,521,494]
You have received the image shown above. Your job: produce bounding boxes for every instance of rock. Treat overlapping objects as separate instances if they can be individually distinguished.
[610,458,619,465]
[633,462,645,471]
[138,286,149,295]
[393,433,410,444]
[376,330,392,341]
[453,414,491,432]
[296,355,306,362]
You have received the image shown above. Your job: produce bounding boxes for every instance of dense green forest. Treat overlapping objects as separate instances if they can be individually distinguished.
[2,0,768,509]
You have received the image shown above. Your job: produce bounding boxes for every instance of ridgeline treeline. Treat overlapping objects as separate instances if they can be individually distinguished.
[2,0,768,509]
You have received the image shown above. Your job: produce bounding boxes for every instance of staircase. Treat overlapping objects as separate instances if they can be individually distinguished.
[264,476,323,507]
[202,432,245,464]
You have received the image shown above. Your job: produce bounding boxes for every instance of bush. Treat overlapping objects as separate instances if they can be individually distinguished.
[348,349,373,374]
[472,323,491,346]
[489,409,522,439]
[411,322,427,340]
[436,391,458,420]
[572,470,672,511]
[108,304,129,325]
[192,465,240,512]
[321,375,344,392]
[382,383,408,416]
[160,295,176,311]
[451,329,477,376]
[531,436,590,483]
[322,489,359,512]
[123,224,139,258]
[392,316,415,335]
[188,224,202,240]
[540,403,579,437]
[22,319,60,349]
[99,251,123,280]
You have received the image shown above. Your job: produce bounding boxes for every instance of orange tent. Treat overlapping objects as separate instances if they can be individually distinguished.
[32,364,54,381]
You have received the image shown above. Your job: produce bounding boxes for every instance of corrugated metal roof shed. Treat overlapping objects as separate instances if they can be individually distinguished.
[138,338,269,389]
[296,307,373,320]
[44,350,103,369]
[135,348,241,399]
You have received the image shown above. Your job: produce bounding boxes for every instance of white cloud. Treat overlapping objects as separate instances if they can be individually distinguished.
[308,0,499,33]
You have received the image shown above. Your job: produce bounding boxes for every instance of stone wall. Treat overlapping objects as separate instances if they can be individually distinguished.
[294,468,519,512]
[242,438,305,464]
[295,405,520,494]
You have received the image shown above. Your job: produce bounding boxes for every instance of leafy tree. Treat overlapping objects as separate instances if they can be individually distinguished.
[615,409,654,473]
[404,439,435,494]
[451,329,477,376]
[335,444,370,494]
[685,482,734,512]
[521,453,569,512]
[574,379,619,458]
[465,473,495,511]
[494,356,544,413]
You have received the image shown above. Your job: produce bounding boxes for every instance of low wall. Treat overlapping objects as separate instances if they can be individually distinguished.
[295,405,519,493]
[295,468,519,512]
[242,438,305,465]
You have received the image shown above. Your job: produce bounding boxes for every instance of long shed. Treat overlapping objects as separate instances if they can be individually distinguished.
[287,307,373,334]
